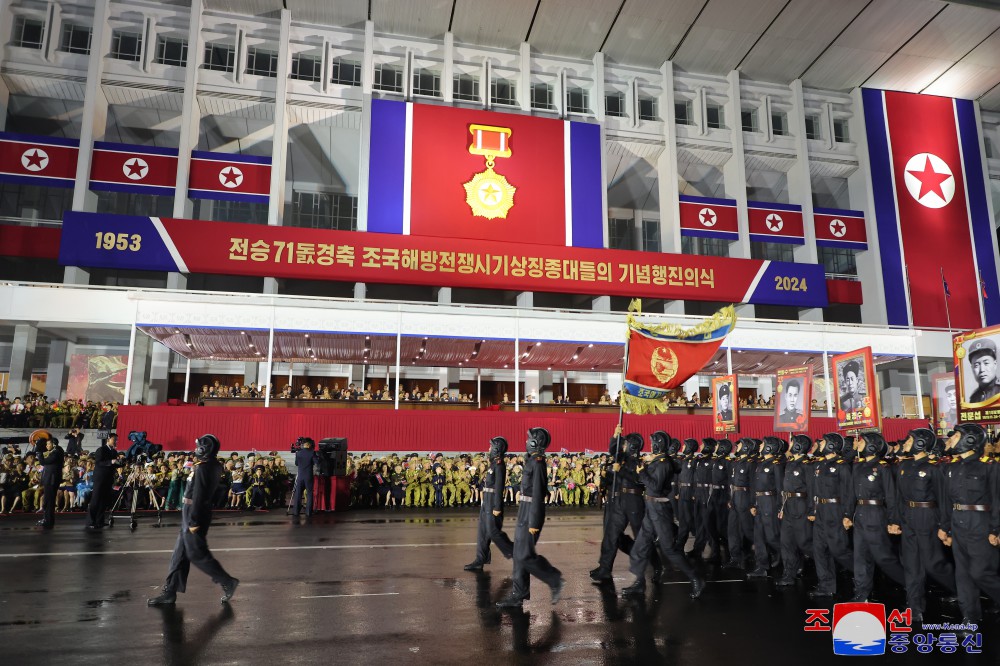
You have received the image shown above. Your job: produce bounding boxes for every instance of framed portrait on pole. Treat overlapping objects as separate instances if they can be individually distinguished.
[774,366,812,433]
[712,375,738,434]
[831,347,880,431]
[953,324,1000,424]
[930,372,957,434]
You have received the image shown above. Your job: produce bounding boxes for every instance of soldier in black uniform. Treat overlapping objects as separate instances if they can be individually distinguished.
[889,428,956,621]
[711,439,733,564]
[776,434,814,586]
[809,433,855,599]
[87,433,119,529]
[621,431,705,599]
[36,435,64,529]
[672,439,700,555]
[465,436,514,570]
[724,438,756,569]
[591,427,654,582]
[291,437,316,518]
[938,423,1000,623]
[747,437,784,577]
[693,438,721,561]
[966,338,1000,404]
[148,434,239,606]
[848,432,905,602]
[496,428,565,608]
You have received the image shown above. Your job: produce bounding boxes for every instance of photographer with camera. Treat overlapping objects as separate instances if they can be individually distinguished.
[87,433,119,529]
[147,434,238,607]
[291,437,317,519]
[35,433,64,529]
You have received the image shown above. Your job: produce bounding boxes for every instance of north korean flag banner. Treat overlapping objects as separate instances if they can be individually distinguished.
[189,151,270,203]
[814,208,867,250]
[367,99,604,248]
[862,89,1000,329]
[678,195,739,241]
[0,133,78,188]
[621,304,736,415]
[748,201,804,245]
[89,142,177,197]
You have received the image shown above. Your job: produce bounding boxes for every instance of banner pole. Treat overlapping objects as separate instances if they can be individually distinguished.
[611,330,631,499]
[941,268,952,332]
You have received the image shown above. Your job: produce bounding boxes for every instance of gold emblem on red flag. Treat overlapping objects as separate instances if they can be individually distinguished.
[464,124,515,220]
[650,347,678,384]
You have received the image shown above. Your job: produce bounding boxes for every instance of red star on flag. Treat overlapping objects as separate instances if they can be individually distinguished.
[221,167,240,186]
[906,156,950,200]
[766,214,783,231]
[700,210,715,225]
[125,158,147,178]
[23,149,46,170]
[830,220,846,237]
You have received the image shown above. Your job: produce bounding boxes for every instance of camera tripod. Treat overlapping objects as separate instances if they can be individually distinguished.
[107,469,162,531]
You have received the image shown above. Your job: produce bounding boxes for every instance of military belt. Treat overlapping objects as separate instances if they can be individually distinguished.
[482,488,496,493]
[696,483,712,488]
[645,495,671,503]
[755,491,776,497]
[782,492,807,498]
[817,498,839,504]
[731,485,750,492]
[907,501,936,508]
[182,498,193,505]
[678,482,694,487]
[857,499,885,506]
[953,503,990,511]
[619,487,643,495]
[519,495,533,503]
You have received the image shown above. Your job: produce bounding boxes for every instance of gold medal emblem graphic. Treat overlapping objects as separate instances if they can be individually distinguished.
[464,124,515,219]
[650,346,678,384]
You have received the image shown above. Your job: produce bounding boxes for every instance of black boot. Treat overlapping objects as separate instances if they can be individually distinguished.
[550,578,565,605]
[621,580,646,597]
[464,561,485,571]
[148,590,177,606]
[746,567,768,578]
[590,568,612,582]
[221,578,239,604]
[690,578,706,599]
[496,594,524,608]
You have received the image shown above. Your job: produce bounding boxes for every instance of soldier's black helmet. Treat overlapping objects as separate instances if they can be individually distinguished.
[736,437,756,457]
[526,428,551,455]
[790,434,812,456]
[821,432,845,456]
[650,431,670,455]
[700,437,717,456]
[715,439,733,457]
[681,438,699,456]
[625,433,644,457]
[194,434,221,461]
[950,423,987,456]
[489,436,508,458]
[860,431,888,459]
[761,437,784,457]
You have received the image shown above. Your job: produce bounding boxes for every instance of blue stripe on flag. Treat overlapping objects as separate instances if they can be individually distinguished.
[679,194,737,207]
[367,99,407,235]
[817,239,868,251]
[955,98,1000,325]
[747,200,802,212]
[0,174,74,188]
[89,182,175,197]
[813,207,865,218]
[861,87,909,327]
[93,141,178,156]
[680,228,739,241]
[191,151,272,165]
[569,121,604,248]
[0,132,80,147]
[749,234,804,245]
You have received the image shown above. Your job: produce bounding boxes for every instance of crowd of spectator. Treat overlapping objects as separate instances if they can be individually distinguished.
[200,380,481,403]
[0,392,118,430]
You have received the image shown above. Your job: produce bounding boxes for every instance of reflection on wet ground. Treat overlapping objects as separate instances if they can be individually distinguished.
[0,508,994,664]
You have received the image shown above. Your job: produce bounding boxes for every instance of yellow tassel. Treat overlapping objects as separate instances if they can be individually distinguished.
[628,298,642,314]
[627,304,737,339]
[619,392,669,415]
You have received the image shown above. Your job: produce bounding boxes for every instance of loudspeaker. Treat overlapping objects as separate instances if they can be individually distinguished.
[319,438,348,476]
[319,437,348,452]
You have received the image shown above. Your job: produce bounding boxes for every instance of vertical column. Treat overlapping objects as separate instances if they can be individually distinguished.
[724,70,751,260]
[172,0,205,220]
[147,274,186,403]
[263,8,291,296]
[436,287,452,304]
[592,295,611,311]
[789,79,822,322]
[657,60,681,254]
[45,339,71,401]
[516,291,533,308]
[127,331,153,405]
[442,32,454,104]
[8,324,39,399]
[518,42,531,113]
[592,52,605,122]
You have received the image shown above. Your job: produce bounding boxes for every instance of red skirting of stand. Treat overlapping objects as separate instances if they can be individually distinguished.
[117,405,927,453]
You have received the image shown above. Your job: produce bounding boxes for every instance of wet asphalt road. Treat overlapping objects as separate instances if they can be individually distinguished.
[0,508,996,665]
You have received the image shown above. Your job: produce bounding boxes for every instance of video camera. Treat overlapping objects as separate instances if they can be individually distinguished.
[125,431,162,461]
[290,436,313,454]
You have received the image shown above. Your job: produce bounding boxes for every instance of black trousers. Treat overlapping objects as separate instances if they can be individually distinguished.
[88,477,114,527]
[727,490,754,562]
[813,505,854,594]
[778,497,813,577]
[629,500,697,583]
[163,504,234,594]
[752,495,781,569]
[510,501,561,600]
[900,507,956,614]
[474,502,513,564]
[598,495,645,571]
[42,480,58,525]
[673,497,697,552]
[951,512,1000,621]
[853,508,905,598]
[292,474,313,516]
[696,494,722,556]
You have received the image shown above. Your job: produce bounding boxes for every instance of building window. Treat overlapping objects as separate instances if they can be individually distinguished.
[291,191,358,231]
[833,119,850,143]
[682,236,729,257]
[12,16,45,49]
[413,68,441,97]
[531,82,555,110]
[111,30,142,62]
[985,136,994,159]
[202,199,268,225]
[373,63,403,92]
[741,108,758,132]
[566,87,589,114]
[805,114,821,140]
[204,43,235,72]
[0,182,74,222]
[638,96,658,121]
[706,103,725,129]
[771,111,788,136]
[330,59,361,86]
[491,78,516,106]
[750,242,795,263]
[291,53,322,82]
[605,92,625,118]
[675,100,693,125]
[642,219,660,253]
[59,23,92,54]
[453,74,479,101]
[817,246,858,276]
[246,47,278,77]
[154,37,188,67]
[608,218,635,250]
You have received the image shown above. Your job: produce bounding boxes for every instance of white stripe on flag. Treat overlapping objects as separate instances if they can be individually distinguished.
[742,260,770,303]
[564,121,573,246]
[403,103,413,235]
[150,217,188,272]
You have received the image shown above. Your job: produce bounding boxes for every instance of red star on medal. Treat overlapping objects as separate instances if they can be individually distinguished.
[906,156,951,200]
